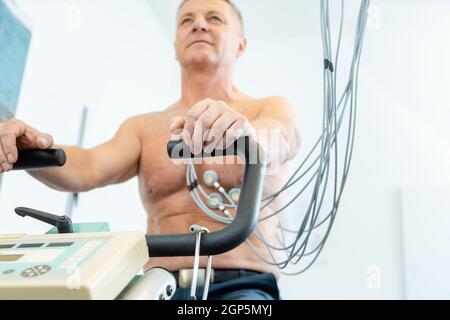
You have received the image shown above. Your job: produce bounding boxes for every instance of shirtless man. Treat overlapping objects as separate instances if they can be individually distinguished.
[0,0,301,300]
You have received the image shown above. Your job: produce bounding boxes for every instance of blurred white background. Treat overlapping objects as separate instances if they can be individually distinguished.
[0,0,449,299]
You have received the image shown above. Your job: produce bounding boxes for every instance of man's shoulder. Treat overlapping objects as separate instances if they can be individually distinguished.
[123,100,181,128]
[239,94,291,106]
[248,95,295,116]
[257,95,293,106]
[120,111,167,137]
[126,111,166,124]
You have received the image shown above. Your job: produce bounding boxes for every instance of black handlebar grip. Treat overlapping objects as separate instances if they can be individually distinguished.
[167,139,241,159]
[13,149,66,171]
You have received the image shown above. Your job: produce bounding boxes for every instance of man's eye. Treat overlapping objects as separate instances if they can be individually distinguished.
[210,16,222,22]
[181,18,192,25]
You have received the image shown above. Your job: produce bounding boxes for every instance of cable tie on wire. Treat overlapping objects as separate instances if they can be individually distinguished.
[324,59,334,72]
[188,179,199,192]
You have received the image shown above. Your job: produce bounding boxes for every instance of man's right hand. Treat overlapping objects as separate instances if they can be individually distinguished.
[0,118,54,173]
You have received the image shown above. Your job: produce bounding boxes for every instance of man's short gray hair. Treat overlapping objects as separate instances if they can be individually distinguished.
[178,0,245,35]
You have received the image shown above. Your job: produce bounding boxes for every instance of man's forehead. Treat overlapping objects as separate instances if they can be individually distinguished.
[178,0,232,18]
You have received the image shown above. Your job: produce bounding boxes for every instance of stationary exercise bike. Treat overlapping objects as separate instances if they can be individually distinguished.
[0,137,266,300]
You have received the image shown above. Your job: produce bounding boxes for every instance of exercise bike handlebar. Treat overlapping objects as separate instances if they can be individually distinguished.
[12,136,266,257]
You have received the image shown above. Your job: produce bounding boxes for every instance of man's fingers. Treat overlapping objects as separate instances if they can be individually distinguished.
[191,107,224,154]
[0,143,11,173]
[169,117,186,141]
[0,132,16,172]
[182,99,248,154]
[203,129,224,154]
[17,124,53,150]
[169,116,192,165]
[170,129,184,141]
[204,114,236,153]
[182,118,195,146]
[21,125,45,148]
[222,118,248,150]
[183,99,212,146]
[0,119,27,172]
[0,119,54,174]
[0,118,55,173]
[38,133,54,149]
[186,99,213,120]
[169,117,185,132]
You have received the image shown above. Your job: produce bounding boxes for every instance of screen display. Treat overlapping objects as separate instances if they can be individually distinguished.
[0,254,23,262]
[0,0,32,121]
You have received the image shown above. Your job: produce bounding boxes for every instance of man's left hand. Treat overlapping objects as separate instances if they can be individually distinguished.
[169,98,256,155]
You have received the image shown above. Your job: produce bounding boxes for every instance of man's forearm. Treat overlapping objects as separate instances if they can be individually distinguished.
[27,146,95,193]
[250,117,301,167]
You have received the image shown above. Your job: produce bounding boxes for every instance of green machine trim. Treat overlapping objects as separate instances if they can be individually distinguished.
[46,222,110,234]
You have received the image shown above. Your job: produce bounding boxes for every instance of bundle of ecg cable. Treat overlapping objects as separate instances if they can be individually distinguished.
[186,0,371,275]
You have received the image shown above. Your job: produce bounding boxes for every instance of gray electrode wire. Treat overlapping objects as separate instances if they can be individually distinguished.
[189,163,236,208]
[185,0,371,274]
[253,3,368,271]
[259,2,357,211]
[259,77,353,211]
[186,161,233,224]
[259,79,353,212]
[280,0,370,274]
[270,0,366,235]
[266,0,368,272]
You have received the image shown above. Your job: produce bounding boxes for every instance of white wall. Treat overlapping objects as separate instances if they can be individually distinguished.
[1,0,449,300]
[0,0,175,234]
[270,0,450,299]
[401,186,450,300]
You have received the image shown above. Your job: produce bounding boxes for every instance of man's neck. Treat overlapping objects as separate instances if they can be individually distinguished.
[179,67,239,107]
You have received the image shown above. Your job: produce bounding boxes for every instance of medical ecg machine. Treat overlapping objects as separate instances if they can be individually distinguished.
[0,230,148,299]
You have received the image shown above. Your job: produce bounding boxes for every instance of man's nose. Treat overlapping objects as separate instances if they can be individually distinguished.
[191,16,209,33]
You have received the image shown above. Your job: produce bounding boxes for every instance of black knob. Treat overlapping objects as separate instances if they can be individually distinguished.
[15,207,73,234]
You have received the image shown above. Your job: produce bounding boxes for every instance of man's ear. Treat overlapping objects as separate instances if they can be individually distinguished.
[236,37,247,58]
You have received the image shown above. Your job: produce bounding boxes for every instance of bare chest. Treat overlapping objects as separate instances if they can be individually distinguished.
[137,108,256,200]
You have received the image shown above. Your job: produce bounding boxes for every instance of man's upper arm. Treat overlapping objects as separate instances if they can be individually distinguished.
[258,96,300,127]
[255,96,302,159]
[87,116,142,188]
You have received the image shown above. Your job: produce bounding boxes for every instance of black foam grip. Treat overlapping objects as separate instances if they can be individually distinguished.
[167,139,241,159]
[13,149,66,170]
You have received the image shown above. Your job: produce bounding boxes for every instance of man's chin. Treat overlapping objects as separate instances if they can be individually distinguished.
[184,55,217,68]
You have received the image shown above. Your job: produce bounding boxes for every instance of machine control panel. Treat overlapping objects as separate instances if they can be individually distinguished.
[0,231,149,300]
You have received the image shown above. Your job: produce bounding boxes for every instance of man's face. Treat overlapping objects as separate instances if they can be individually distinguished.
[175,0,246,69]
